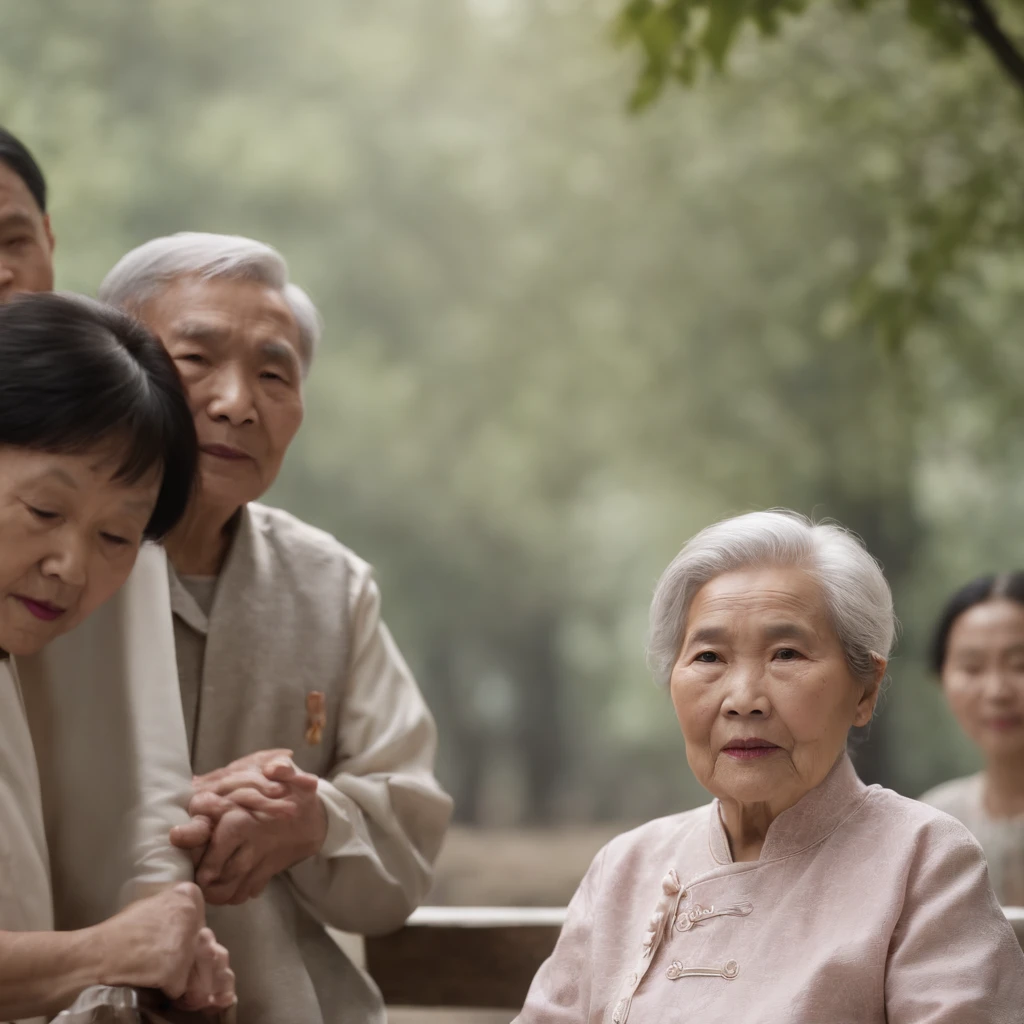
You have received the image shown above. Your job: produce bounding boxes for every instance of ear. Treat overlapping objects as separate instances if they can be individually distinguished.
[852,653,886,727]
[42,213,55,254]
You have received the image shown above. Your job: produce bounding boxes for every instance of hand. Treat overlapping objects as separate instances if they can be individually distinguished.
[93,884,206,1000]
[171,926,236,1014]
[170,756,327,906]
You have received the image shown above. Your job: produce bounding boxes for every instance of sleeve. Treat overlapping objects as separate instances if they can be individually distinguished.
[286,565,454,935]
[514,848,604,1024]
[17,544,194,928]
[885,817,1024,1024]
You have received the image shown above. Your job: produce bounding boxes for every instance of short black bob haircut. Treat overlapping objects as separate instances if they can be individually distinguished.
[0,293,197,539]
[930,571,1024,675]
[0,126,47,213]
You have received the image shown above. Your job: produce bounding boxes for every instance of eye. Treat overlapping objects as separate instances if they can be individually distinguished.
[260,370,288,383]
[101,532,132,547]
[27,505,59,521]
[2,235,31,250]
[176,352,208,365]
[774,648,801,661]
[694,650,719,663]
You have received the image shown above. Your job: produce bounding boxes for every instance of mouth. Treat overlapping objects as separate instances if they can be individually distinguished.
[984,716,1024,732]
[721,738,781,761]
[15,595,67,622]
[200,443,252,462]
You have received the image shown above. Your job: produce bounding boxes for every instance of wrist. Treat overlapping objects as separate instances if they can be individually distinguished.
[62,925,108,993]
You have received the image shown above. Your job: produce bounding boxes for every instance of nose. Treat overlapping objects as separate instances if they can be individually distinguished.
[0,260,14,300]
[40,530,88,591]
[721,663,772,718]
[982,669,1015,702]
[206,366,257,427]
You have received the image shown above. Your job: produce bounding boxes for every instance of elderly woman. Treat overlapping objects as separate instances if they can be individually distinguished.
[518,511,1024,1024]
[0,293,234,1020]
[96,233,453,1024]
[920,572,1024,907]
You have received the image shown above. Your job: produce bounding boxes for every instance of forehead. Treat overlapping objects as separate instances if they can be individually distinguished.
[686,565,828,630]
[949,599,1024,649]
[0,162,43,220]
[0,445,160,508]
[156,274,300,347]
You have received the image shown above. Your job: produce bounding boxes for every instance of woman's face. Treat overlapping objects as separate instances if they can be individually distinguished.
[942,598,1024,760]
[0,445,159,656]
[670,565,882,815]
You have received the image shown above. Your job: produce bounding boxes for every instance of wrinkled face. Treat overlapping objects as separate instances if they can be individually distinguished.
[942,599,1024,759]
[670,566,880,813]
[140,275,304,516]
[0,446,160,656]
[0,163,54,302]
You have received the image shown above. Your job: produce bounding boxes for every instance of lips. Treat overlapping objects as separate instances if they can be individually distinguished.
[200,443,252,461]
[984,716,1024,732]
[16,596,67,622]
[721,738,781,761]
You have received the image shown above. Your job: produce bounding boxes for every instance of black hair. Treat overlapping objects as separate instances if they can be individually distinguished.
[0,126,47,213]
[0,292,197,539]
[929,572,1024,675]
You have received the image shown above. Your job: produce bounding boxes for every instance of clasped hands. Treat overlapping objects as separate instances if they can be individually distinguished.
[170,749,328,906]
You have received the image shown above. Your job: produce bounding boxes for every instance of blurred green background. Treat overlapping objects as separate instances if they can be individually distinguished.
[3,0,1021,835]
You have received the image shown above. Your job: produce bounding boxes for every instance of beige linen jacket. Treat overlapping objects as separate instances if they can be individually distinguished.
[168,502,453,1024]
[517,755,1024,1024]
[16,544,194,931]
[0,657,51,1024]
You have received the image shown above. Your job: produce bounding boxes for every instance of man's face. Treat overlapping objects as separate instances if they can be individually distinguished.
[0,162,54,302]
[139,275,305,517]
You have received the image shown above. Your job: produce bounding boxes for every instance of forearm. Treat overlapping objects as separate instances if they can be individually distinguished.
[0,926,104,1020]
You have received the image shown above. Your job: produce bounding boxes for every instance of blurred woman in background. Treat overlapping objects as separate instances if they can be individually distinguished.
[921,572,1024,907]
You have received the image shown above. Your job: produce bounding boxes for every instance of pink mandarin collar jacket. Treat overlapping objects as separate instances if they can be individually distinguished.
[517,755,1024,1023]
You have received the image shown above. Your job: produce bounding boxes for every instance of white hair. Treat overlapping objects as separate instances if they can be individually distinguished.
[98,232,321,374]
[648,510,897,688]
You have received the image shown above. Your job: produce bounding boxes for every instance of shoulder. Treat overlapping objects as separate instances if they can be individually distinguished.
[246,503,372,581]
[918,774,981,817]
[863,783,986,863]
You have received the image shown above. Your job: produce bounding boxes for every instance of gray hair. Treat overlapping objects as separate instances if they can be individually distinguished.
[648,510,897,688]
[98,232,321,375]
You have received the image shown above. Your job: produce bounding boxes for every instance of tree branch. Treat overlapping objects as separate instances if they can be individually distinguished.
[958,0,1024,95]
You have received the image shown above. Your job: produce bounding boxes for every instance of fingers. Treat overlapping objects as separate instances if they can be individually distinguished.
[196,749,294,786]
[189,791,240,821]
[173,928,236,1014]
[170,814,213,850]
[200,769,287,800]
[220,786,299,819]
[262,759,318,791]
[195,813,248,890]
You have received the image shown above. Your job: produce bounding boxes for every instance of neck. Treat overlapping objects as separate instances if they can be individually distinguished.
[983,753,1024,818]
[719,799,776,862]
[166,501,240,577]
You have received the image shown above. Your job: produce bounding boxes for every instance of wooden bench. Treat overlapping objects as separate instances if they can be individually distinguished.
[356,905,1024,1011]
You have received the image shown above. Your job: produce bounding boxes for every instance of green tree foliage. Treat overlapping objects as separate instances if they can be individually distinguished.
[2,0,1016,825]
[615,0,1024,353]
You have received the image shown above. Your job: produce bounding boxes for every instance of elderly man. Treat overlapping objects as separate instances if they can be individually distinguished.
[0,126,55,300]
[0,125,197,930]
[98,233,453,1024]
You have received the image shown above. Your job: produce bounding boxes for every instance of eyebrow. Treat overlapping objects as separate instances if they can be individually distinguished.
[684,622,815,648]
[0,211,36,233]
[259,339,301,372]
[173,319,229,343]
[36,467,79,489]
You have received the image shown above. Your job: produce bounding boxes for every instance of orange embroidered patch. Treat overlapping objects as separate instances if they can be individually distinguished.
[305,690,326,745]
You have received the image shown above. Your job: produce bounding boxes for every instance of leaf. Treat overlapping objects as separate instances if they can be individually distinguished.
[701,0,747,70]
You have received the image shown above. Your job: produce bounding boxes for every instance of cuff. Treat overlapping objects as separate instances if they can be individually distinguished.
[316,777,358,859]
